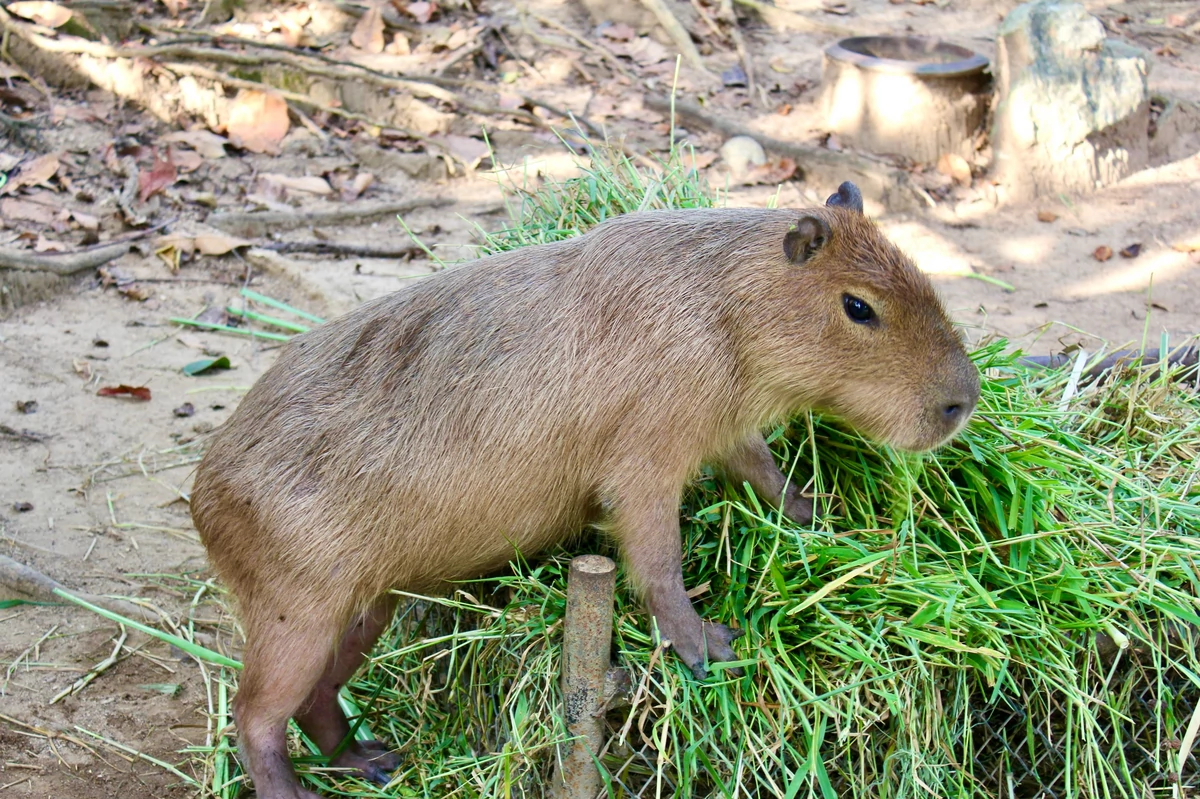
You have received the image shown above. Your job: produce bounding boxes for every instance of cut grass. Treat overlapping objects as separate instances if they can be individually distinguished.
[85,141,1200,797]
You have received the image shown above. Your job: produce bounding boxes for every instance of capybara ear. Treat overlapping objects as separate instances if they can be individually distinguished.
[825,181,864,214]
[783,215,832,264]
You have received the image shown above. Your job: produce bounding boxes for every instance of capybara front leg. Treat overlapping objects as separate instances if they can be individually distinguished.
[615,492,743,679]
[294,593,401,786]
[721,434,813,524]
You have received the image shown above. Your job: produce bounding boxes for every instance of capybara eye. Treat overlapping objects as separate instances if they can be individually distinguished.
[843,294,874,324]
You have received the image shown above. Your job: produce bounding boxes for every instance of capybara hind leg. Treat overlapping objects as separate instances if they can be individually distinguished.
[722,435,813,524]
[294,593,401,785]
[234,617,342,799]
[614,490,743,679]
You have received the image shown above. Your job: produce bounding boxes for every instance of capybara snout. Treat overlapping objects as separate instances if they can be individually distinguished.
[191,180,978,799]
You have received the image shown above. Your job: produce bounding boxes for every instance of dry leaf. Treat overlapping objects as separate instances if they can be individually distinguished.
[194,233,251,255]
[1171,235,1200,252]
[225,90,290,155]
[386,32,412,54]
[1037,210,1058,223]
[684,151,719,170]
[117,283,152,301]
[70,210,100,230]
[0,153,60,195]
[744,157,798,185]
[171,149,204,173]
[138,151,178,203]
[34,234,67,253]
[0,197,57,224]
[97,385,152,401]
[161,130,229,159]
[258,173,333,196]
[341,172,374,201]
[7,1,72,27]
[936,153,971,186]
[430,134,490,169]
[351,3,386,53]
[1093,245,1113,262]
[405,1,434,23]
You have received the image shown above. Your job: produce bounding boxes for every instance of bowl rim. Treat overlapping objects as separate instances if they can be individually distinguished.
[825,35,989,78]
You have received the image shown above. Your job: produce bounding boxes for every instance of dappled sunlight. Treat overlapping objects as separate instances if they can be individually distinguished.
[878,220,980,277]
[997,234,1056,265]
[1066,249,1194,298]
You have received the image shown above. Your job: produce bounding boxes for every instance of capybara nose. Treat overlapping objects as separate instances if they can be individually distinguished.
[943,402,966,424]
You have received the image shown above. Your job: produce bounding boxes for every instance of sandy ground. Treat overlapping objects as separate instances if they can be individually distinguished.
[1,0,1198,795]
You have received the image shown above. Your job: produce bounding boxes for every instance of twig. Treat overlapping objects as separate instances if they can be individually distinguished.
[0,221,171,275]
[643,94,922,210]
[730,0,854,35]
[716,0,756,100]
[259,241,424,258]
[520,9,638,80]
[49,626,128,704]
[205,197,453,237]
[637,0,710,75]
[0,554,188,631]
[0,241,130,276]
[0,424,49,443]
[161,62,437,147]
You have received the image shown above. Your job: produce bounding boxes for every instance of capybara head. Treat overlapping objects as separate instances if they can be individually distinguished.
[751,182,980,452]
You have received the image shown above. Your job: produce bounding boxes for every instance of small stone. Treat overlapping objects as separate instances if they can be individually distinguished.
[1119,242,1142,258]
[1093,245,1113,261]
[13,501,33,512]
[15,399,37,414]
[719,136,767,181]
[1037,210,1058,222]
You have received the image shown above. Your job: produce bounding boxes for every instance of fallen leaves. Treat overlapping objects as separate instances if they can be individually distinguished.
[161,130,229,159]
[224,90,290,155]
[351,3,386,53]
[429,134,490,169]
[182,356,232,376]
[154,232,251,271]
[6,1,71,27]
[97,385,152,401]
[936,153,972,186]
[98,265,153,301]
[138,151,178,203]
[0,153,61,196]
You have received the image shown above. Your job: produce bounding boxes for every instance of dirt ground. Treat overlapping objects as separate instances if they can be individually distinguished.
[1,0,1198,795]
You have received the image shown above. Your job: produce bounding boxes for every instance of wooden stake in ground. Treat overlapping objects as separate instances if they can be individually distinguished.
[554,555,617,798]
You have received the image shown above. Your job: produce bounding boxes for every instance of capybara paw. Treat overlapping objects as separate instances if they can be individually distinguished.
[355,739,400,771]
[674,622,745,679]
[331,742,399,786]
[783,491,814,524]
[701,621,744,676]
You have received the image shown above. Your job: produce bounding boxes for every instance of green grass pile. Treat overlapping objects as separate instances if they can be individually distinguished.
[186,145,1200,798]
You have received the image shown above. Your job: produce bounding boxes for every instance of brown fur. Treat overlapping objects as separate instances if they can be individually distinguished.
[190,200,979,798]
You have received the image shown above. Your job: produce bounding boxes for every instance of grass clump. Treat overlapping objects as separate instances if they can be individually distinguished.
[185,144,1200,798]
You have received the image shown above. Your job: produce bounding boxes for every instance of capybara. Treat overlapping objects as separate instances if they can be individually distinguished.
[190,182,980,798]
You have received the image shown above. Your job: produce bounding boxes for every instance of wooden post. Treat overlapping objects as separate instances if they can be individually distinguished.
[555,555,617,799]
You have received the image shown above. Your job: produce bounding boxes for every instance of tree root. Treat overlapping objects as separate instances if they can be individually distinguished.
[0,241,131,276]
[645,94,924,211]
[204,197,453,238]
